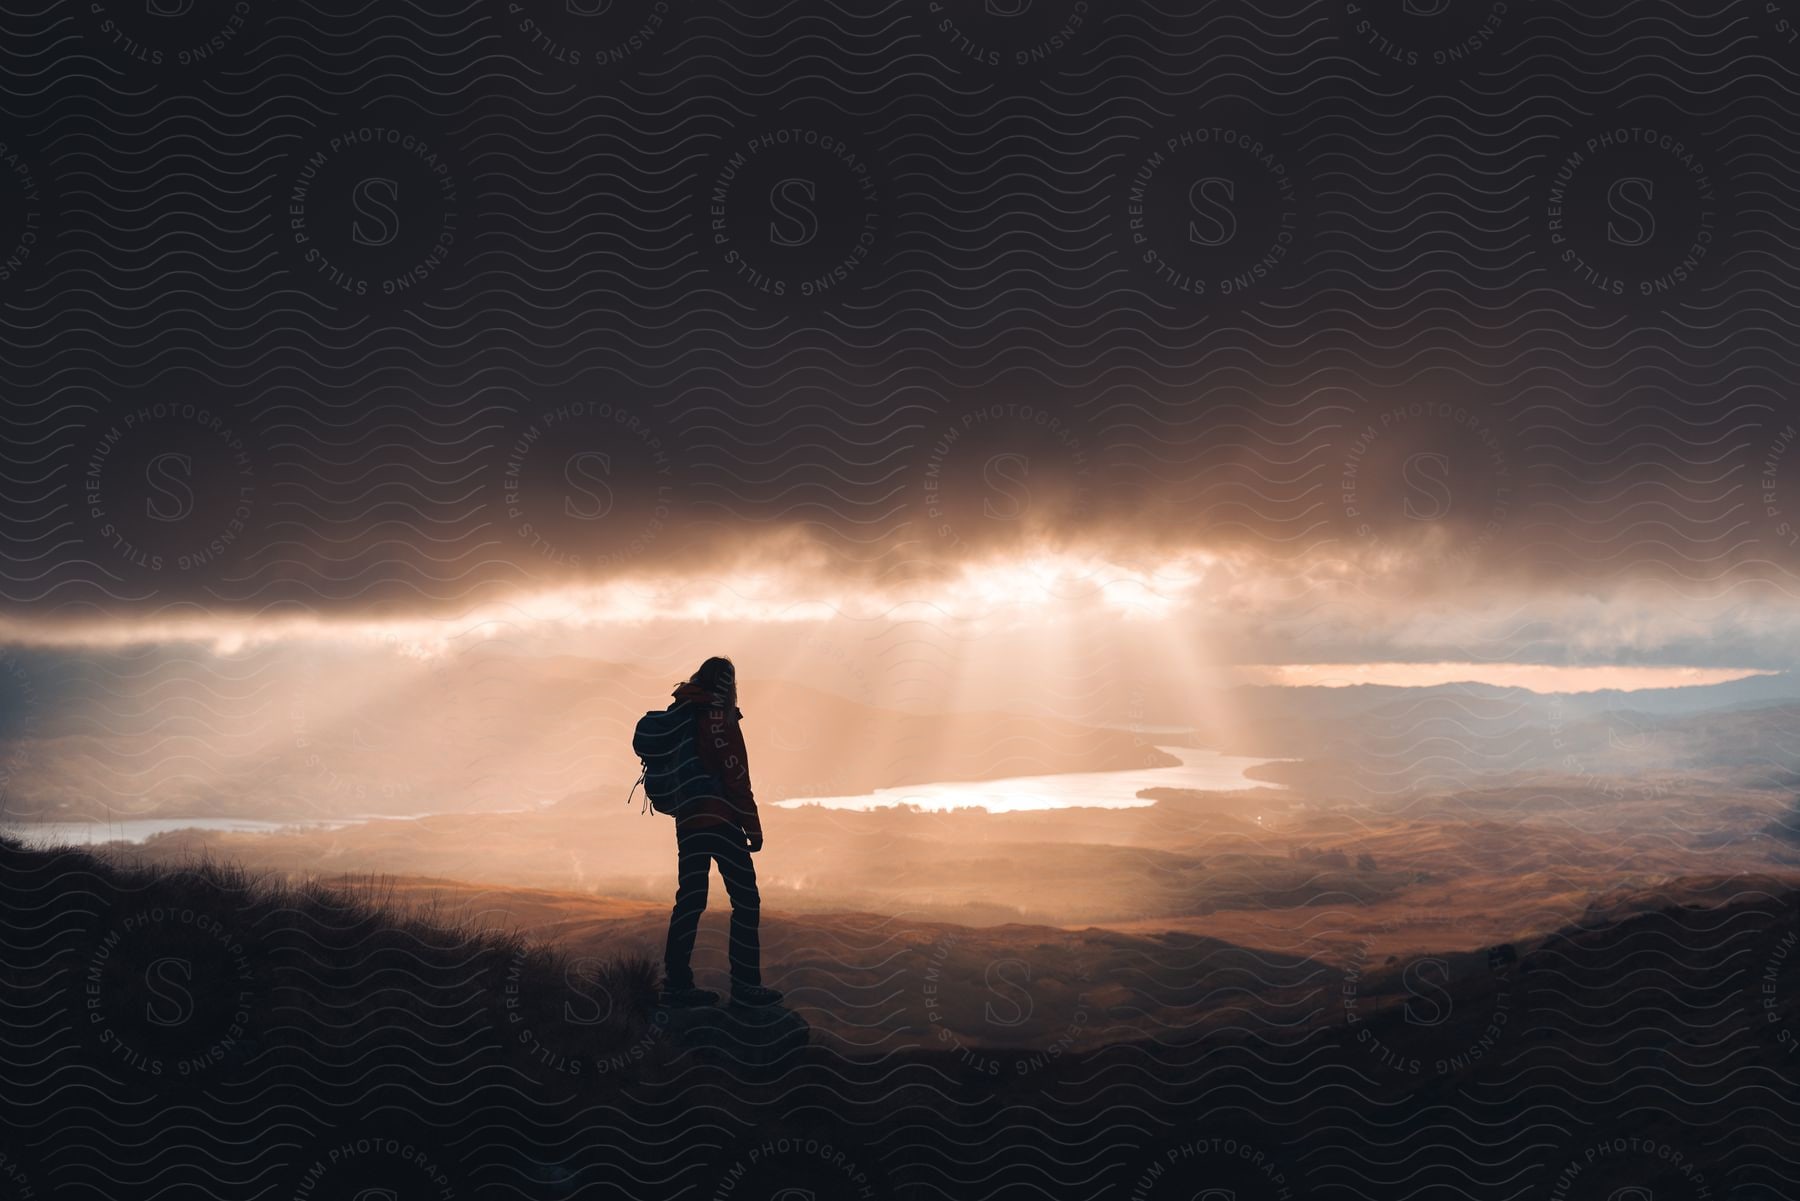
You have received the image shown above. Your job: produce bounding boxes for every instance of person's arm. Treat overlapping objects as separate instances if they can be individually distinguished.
[698,706,762,847]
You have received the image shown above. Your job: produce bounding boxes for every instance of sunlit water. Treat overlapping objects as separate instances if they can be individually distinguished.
[773,745,1279,813]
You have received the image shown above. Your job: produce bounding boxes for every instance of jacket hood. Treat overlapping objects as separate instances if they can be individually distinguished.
[671,680,743,718]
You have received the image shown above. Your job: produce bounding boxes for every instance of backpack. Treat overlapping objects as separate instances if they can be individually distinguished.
[629,704,715,816]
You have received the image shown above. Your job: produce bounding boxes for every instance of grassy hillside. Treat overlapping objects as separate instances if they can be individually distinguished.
[5,833,1799,1200]
[0,831,674,1089]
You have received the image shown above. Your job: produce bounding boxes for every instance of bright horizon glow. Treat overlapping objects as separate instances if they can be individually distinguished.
[0,550,1217,654]
[1247,662,1775,693]
[0,551,1788,700]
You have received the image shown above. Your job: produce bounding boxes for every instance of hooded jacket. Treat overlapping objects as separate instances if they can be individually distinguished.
[669,680,761,839]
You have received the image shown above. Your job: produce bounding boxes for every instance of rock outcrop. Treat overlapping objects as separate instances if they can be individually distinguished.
[661,1001,810,1068]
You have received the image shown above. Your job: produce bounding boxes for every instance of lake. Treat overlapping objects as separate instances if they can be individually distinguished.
[772,745,1279,814]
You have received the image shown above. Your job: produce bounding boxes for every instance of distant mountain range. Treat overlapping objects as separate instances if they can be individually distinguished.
[1214,669,1800,733]
[2,648,1794,823]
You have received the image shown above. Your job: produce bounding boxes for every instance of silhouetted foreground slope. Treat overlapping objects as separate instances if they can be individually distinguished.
[4,834,1799,1199]
[0,833,682,1197]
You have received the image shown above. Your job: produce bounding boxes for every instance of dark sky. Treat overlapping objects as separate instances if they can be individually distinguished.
[2,0,1798,633]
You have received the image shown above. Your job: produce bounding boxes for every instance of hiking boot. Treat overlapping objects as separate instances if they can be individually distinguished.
[730,984,784,1008]
[659,985,719,1008]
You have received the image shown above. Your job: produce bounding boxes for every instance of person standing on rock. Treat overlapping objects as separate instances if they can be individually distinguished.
[658,656,783,1008]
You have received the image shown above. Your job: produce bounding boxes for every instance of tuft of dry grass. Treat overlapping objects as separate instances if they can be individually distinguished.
[0,831,666,1083]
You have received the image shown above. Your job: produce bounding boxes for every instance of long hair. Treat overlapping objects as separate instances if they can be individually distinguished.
[682,656,737,706]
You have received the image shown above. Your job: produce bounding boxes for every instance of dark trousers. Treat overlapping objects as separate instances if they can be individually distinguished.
[662,822,761,989]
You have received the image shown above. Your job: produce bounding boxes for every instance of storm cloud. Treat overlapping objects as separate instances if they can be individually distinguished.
[0,1,1794,651]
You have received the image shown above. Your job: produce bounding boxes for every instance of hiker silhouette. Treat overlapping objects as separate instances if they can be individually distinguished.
[656,656,782,1009]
